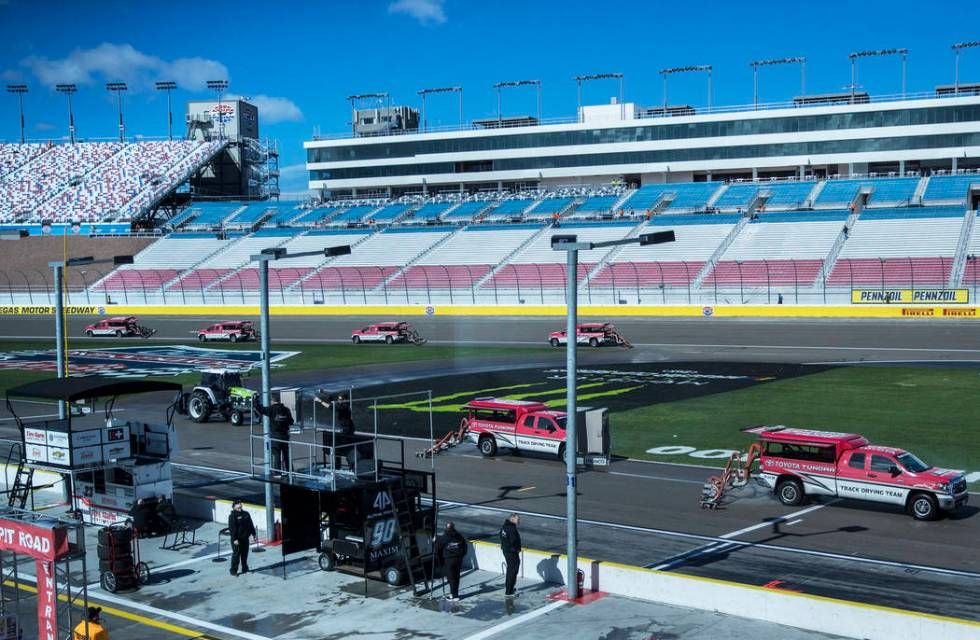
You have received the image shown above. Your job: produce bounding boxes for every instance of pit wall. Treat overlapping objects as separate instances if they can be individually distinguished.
[0,304,977,319]
[15,468,980,640]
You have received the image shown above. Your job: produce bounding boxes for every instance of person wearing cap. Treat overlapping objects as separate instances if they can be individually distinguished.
[73,606,109,640]
[228,499,258,576]
[434,521,468,601]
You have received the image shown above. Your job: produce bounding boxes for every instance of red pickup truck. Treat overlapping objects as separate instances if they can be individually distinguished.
[746,426,969,520]
[462,398,567,459]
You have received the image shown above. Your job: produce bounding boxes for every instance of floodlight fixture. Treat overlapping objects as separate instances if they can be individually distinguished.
[6,84,28,143]
[749,57,806,107]
[953,41,980,93]
[848,48,908,98]
[573,73,624,122]
[155,81,178,140]
[106,82,128,142]
[659,65,712,110]
[492,79,541,123]
[417,86,464,132]
[56,84,78,144]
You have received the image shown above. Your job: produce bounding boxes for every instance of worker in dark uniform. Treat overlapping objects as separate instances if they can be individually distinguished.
[254,397,294,475]
[435,521,468,601]
[316,393,363,469]
[228,499,257,576]
[499,513,522,597]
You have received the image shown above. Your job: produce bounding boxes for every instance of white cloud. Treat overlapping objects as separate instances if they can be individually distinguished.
[227,94,304,124]
[20,43,229,91]
[388,0,446,24]
[34,122,54,131]
[277,163,311,193]
[1,69,21,81]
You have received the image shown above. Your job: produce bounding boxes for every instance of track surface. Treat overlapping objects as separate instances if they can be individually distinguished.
[1,314,978,621]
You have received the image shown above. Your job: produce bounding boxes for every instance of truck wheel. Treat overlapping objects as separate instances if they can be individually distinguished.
[86,330,94,337]
[557,443,567,461]
[909,493,939,521]
[230,410,244,427]
[550,338,560,347]
[230,333,239,343]
[318,552,337,572]
[198,334,207,342]
[384,565,404,586]
[478,436,497,457]
[115,330,123,338]
[589,337,599,347]
[187,391,212,423]
[352,335,361,344]
[776,478,805,506]
[385,335,394,344]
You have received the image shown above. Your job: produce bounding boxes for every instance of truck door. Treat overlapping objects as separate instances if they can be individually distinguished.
[531,417,562,455]
[867,454,908,505]
[835,451,867,500]
[514,414,539,452]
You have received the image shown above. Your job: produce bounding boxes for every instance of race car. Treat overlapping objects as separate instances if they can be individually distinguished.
[193,321,258,343]
[548,323,632,348]
[351,321,426,345]
[84,316,155,339]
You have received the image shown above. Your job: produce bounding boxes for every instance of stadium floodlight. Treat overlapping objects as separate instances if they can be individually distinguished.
[346,93,390,135]
[953,41,980,94]
[417,86,463,132]
[550,230,674,600]
[207,79,230,139]
[155,81,178,141]
[55,83,77,144]
[848,48,909,99]
[659,65,712,111]
[248,244,352,539]
[6,84,28,144]
[573,73,623,123]
[492,80,541,125]
[106,82,128,142]
[749,57,806,108]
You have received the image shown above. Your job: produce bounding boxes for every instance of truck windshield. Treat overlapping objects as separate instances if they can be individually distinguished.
[897,452,930,473]
[554,416,566,431]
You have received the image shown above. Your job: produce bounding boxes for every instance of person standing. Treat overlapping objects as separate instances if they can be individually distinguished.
[73,607,109,640]
[228,499,257,576]
[435,521,468,601]
[254,398,294,475]
[499,513,522,597]
[316,393,358,468]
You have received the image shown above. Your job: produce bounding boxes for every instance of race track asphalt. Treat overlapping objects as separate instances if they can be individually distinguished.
[0,314,978,621]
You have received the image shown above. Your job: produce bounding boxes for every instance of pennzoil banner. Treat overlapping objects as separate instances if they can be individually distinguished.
[851,289,969,304]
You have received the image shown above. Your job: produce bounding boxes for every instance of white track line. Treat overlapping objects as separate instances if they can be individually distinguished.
[462,600,566,640]
[608,471,705,485]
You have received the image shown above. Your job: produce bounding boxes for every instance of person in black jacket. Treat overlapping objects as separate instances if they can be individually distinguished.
[254,398,294,475]
[499,513,522,597]
[316,393,366,470]
[435,521,468,601]
[228,499,257,576]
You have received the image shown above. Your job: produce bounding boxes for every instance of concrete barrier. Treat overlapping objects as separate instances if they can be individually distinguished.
[467,541,980,640]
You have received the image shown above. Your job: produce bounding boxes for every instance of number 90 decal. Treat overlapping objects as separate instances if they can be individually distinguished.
[369,518,397,548]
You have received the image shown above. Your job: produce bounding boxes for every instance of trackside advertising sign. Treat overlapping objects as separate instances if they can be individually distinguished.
[0,517,71,640]
[851,289,969,304]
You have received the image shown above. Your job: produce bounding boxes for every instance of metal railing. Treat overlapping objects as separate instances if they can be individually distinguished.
[1,257,972,308]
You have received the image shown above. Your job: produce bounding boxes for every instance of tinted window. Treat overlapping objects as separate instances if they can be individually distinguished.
[897,452,930,473]
[520,415,534,428]
[766,442,836,463]
[537,418,556,431]
[870,455,894,472]
[847,453,866,470]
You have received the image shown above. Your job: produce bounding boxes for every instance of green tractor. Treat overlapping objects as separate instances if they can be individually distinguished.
[180,369,256,426]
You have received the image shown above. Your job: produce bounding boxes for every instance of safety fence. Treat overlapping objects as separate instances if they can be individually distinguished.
[0,257,975,307]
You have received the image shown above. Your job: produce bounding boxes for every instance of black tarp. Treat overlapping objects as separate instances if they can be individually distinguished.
[6,377,182,402]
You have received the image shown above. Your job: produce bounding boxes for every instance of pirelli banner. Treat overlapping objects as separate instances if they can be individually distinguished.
[851,289,969,305]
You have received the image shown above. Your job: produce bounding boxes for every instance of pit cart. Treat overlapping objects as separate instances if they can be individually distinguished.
[97,523,150,592]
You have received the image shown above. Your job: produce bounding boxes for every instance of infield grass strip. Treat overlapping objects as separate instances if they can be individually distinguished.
[615,366,980,484]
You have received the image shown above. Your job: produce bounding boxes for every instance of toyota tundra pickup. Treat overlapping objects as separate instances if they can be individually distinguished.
[745,425,969,520]
[462,398,568,459]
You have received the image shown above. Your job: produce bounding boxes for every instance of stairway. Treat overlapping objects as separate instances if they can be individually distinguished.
[579,219,650,287]
[472,224,553,289]
[948,209,977,287]
[388,480,430,596]
[803,180,826,208]
[691,216,750,289]
[373,226,467,292]
[911,176,929,206]
[815,196,865,287]
[6,445,33,510]
[705,184,728,209]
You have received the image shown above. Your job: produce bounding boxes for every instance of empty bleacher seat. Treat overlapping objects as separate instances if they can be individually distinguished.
[922,174,980,204]
[620,182,722,212]
[816,177,919,208]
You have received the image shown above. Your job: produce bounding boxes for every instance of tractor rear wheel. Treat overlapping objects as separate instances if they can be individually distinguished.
[187,391,212,423]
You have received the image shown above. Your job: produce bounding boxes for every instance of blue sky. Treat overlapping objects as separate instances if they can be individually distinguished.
[2,0,980,194]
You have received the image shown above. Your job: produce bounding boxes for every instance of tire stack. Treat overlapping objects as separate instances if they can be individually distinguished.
[98,525,137,593]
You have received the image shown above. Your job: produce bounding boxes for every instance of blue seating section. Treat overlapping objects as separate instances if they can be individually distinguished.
[576,195,619,213]
[714,183,761,209]
[227,203,276,224]
[167,208,197,228]
[649,213,741,226]
[763,182,817,208]
[623,182,722,211]
[489,199,534,215]
[265,207,304,225]
[859,206,965,220]
[816,178,918,206]
[752,210,850,224]
[533,198,574,214]
[371,203,411,221]
[413,203,452,221]
[332,205,377,223]
[293,207,339,225]
[922,175,980,203]
[187,202,243,225]
[443,201,489,221]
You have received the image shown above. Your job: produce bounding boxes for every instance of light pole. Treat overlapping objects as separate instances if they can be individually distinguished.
[659,65,712,112]
[749,57,806,108]
[550,229,675,599]
[106,82,128,142]
[849,48,908,100]
[49,255,133,418]
[6,84,28,143]
[417,86,463,133]
[155,81,177,141]
[249,244,352,538]
[55,84,77,144]
[207,79,229,139]
[492,80,541,125]
[573,73,623,123]
[953,41,980,94]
